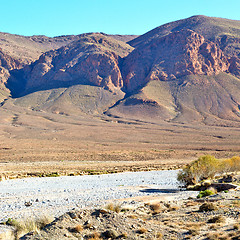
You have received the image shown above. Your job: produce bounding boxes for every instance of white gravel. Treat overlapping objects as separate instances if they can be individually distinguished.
[0,170,196,221]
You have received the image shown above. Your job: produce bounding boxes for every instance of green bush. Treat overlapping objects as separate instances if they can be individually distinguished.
[197,189,215,198]
[177,155,220,185]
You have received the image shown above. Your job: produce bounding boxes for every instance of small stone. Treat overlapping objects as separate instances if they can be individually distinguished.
[69,212,77,219]
[103,229,118,239]
[99,208,110,214]
[24,201,32,207]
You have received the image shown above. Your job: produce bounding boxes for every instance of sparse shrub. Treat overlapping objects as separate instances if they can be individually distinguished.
[178,155,240,186]
[177,155,220,185]
[228,156,240,172]
[197,188,216,198]
[6,218,18,226]
[199,203,217,212]
[45,172,60,177]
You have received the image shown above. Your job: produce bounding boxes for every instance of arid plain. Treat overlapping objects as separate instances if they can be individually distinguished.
[1,97,240,179]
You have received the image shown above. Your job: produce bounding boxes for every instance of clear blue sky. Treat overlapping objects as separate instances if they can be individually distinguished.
[1,0,240,37]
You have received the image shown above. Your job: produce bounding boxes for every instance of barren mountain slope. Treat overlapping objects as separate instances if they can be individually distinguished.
[13,85,125,116]
[107,73,240,126]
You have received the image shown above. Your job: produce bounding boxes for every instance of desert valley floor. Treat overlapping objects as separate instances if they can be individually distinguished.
[0,98,240,179]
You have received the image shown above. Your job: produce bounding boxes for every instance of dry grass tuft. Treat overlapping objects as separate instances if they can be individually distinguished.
[105,203,121,213]
[168,206,179,211]
[150,203,162,214]
[12,219,38,239]
[5,215,54,238]
[36,215,54,230]
[188,228,199,236]
[121,232,128,238]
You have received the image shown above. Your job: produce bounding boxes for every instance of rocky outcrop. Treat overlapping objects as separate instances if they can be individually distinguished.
[229,56,240,77]
[0,49,22,71]
[122,30,230,92]
[0,49,22,86]
[20,34,133,95]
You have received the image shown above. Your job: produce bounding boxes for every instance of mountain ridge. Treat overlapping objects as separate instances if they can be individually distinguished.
[1,15,240,127]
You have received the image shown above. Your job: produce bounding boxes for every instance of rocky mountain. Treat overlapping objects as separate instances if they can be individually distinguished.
[0,32,137,94]
[122,29,230,92]
[1,15,240,126]
[19,33,133,95]
[107,15,240,126]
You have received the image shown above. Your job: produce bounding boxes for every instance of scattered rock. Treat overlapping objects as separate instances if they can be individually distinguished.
[103,229,119,239]
[24,201,32,207]
[208,215,226,223]
[69,212,77,219]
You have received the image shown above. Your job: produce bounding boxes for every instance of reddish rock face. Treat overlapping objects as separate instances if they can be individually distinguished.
[122,30,229,92]
[23,34,132,93]
[68,51,123,90]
